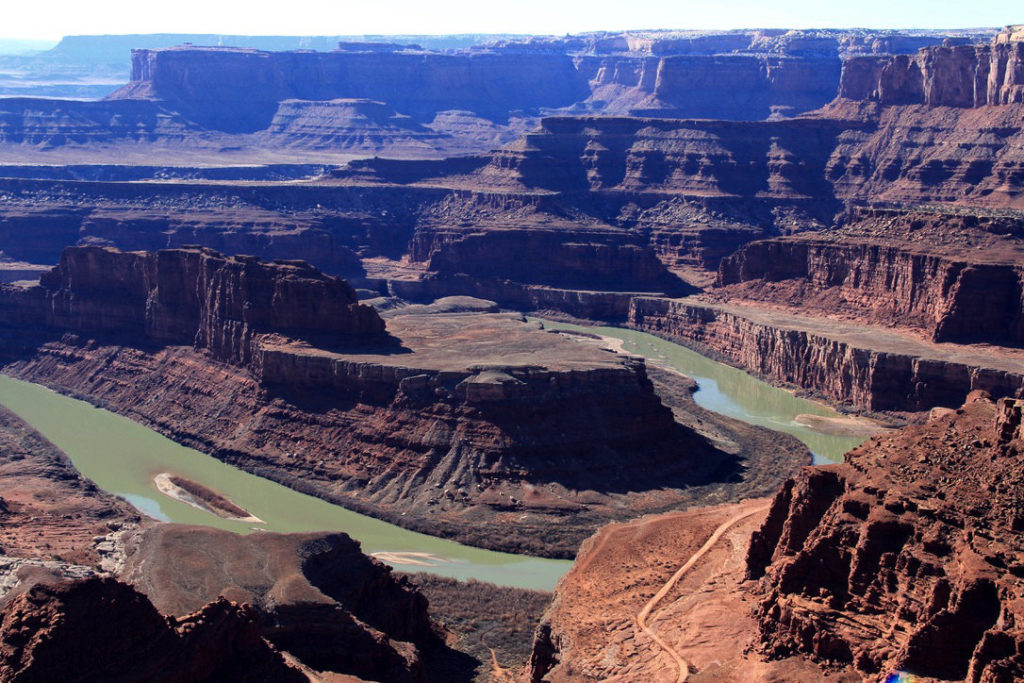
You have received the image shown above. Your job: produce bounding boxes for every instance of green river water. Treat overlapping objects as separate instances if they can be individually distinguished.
[533,320,866,464]
[0,374,571,590]
[0,325,863,590]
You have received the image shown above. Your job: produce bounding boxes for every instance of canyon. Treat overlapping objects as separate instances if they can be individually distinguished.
[0,28,998,160]
[0,245,807,559]
[2,21,1024,682]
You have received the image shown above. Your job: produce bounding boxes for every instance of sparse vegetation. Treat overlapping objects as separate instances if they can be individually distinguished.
[401,573,552,682]
[167,475,250,518]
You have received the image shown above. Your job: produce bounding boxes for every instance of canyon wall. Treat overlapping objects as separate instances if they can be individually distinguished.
[629,297,1024,411]
[108,31,898,134]
[747,393,1024,680]
[1,28,988,152]
[717,232,1024,345]
[120,526,437,681]
[2,245,387,366]
[0,577,303,681]
[838,26,1024,106]
[114,46,590,132]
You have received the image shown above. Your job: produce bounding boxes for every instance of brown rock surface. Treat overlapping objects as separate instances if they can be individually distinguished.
[529,394,1024,682]
[715,208,1024,345]
[748,393,1024,681]
[120,525,435,682]
[0,405,138,567]
[527,499,847,682]
[0,576,303,682]
[27,245,386,358]
[837,26,1024,107]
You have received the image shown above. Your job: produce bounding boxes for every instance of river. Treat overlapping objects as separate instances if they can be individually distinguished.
[0,325,863,590]
[533,320,866,464]
[0,374,571,591]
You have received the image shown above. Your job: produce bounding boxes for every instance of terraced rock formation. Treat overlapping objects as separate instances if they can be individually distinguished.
[0,246,807,557]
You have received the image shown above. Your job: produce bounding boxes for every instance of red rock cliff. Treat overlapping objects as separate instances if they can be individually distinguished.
[838,26,1024,107]
[747,393,1024,680]
[629,296,1024,411]
[717,229,1024,345]
[25,245,386,366]
[0,577,302,681]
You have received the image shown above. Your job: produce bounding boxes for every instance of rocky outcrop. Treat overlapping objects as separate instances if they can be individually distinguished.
[838,26,1024,107]
[748,393,1024,681]
[528,393,1024,681]
[120,526,436,681]
[629,296,1024,411]
[0,245,386,367]
[0,576,302,681]
[717,226,1024,345]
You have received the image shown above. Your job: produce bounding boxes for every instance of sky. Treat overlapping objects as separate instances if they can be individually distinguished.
[2,0,1020,41]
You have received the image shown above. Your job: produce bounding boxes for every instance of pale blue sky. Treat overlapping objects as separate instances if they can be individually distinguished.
[4,0,1020,41]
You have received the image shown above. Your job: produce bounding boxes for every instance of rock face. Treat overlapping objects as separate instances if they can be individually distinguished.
[2,29,994,158]
[838,25,1024,106]
[629,296,1024,411]
[747,393,1024,681]
[113,45,590,133]
[481,115,850,204]
[1,245,386,367]
[0,577,302,681]
[107,31,899,134]
[120,525,436,682]
[716,214,1024,346]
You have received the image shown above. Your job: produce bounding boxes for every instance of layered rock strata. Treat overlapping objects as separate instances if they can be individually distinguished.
[629,296,1024,411]
[748,392,1024,681]
[0,245,386,366]
[838,25,1024,107]
[716,210,1024,345]
[0,247,798,556]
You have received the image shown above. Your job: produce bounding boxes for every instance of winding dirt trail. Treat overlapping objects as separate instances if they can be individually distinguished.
[634,503,771,683]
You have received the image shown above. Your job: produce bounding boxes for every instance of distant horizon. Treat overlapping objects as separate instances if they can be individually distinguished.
[0,25,1016,48]
[3,0,1021,43]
